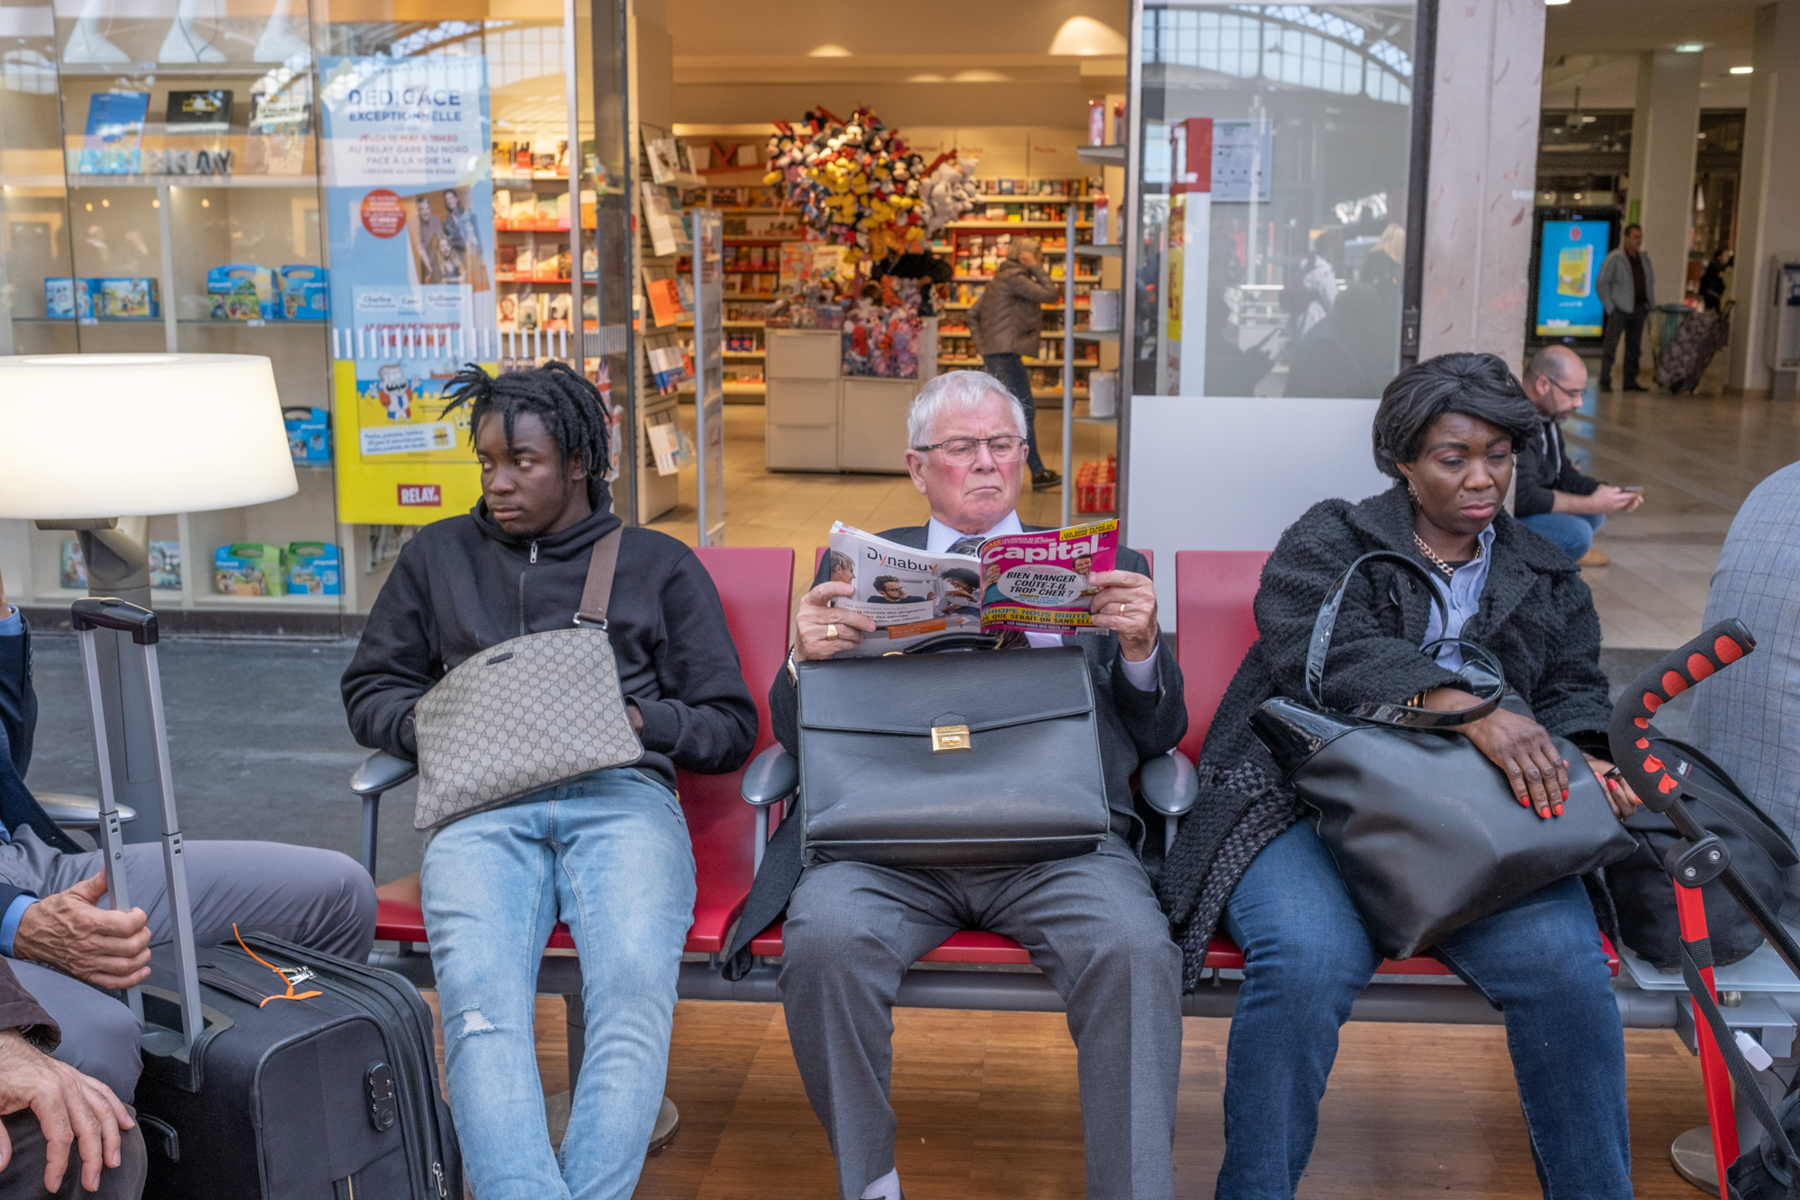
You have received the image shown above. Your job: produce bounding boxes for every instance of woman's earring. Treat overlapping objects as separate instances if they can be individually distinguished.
[1405,478,1420,506]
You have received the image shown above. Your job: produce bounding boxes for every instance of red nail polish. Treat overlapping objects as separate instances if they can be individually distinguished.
[1561,790,1569,802]
[1518,796,1530,807]
[1553,804,1564,817]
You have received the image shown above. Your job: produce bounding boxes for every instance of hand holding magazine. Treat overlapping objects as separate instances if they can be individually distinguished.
[824,519,1119,656]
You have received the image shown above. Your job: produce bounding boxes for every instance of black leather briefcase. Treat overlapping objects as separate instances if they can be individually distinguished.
[795,647,1109,868]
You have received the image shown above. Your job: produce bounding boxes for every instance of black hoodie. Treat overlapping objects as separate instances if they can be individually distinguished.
[341,500,757,794]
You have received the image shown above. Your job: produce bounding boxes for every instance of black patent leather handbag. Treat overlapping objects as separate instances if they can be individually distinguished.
[794,641,1109,869]
[1249,550,1636,959]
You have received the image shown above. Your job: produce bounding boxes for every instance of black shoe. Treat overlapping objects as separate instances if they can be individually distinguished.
[1032,469,1062,489]
[1623,383,1649,392]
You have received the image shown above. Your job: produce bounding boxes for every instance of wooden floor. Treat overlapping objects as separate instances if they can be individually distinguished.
[421,996,1717,1199]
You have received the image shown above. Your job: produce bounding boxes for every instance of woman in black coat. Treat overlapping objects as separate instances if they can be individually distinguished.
[1160,353,1642,1199]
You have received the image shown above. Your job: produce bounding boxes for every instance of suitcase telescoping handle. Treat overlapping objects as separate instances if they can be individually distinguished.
[71,598,204,1060]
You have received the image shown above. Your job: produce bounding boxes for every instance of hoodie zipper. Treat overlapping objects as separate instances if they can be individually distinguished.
[518,540,538,636]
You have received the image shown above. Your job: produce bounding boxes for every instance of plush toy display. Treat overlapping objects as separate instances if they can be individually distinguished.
[764,106,929,261]
[917,153,982,233]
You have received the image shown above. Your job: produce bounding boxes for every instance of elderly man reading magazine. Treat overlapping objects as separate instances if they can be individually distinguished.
[726,369,1187,1200]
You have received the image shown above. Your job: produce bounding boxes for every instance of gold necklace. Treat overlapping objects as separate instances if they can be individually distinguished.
[1413,531,1475,578]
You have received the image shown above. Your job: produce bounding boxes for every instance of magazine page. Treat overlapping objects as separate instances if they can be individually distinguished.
[978,520,1119,634]
[825,522,983,657]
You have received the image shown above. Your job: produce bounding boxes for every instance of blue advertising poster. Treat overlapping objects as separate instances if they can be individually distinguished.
[318,55,498,524]
[1535,218,1610,338]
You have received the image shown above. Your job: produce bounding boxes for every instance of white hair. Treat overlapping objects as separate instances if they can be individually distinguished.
[906,370,1028,449]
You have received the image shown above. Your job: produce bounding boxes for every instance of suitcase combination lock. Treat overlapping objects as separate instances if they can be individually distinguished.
[365,1062,397,1131]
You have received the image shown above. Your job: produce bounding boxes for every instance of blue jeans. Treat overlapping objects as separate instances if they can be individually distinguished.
[1217,821,1630,1200]
[981,352,1048,474]
[1520,511,1604,561]
[420,769,696,1200]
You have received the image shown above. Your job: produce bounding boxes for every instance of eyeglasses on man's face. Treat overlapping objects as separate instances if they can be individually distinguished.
[914,435,1027,465]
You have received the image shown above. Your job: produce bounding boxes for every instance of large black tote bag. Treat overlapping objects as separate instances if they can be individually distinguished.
[1250,550,1635,959]
[795,645,1109,868]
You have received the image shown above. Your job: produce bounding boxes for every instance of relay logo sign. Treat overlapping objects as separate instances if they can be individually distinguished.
[397,483,441,507]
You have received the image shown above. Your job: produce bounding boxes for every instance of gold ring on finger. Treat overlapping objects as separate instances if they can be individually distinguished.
[826,623,838,640]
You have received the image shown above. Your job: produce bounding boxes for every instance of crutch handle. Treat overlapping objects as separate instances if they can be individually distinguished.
[71,598,159,645]
[1607,618,1755,813]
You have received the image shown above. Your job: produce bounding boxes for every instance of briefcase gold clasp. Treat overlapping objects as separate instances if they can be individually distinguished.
[931,724,972,753]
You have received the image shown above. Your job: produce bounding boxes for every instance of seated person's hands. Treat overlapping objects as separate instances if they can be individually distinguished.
[1088,570,1158,663]
[1420,688,1569,818]
[0,1028,133,1194]
[1593,485,1645,513]
[12,874,151,990]
[1582,756,1643,820]
[794,581,878,662]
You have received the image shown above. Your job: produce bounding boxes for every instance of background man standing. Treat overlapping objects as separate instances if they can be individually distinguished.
[1597,223,1655,392]
[1515,345,1644,566]
[967,238,1062,489]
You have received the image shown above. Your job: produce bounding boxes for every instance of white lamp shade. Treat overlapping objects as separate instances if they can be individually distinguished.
[0,353,299,519]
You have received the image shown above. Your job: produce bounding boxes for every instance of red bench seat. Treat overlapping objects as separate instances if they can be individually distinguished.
[742,923,1618,975]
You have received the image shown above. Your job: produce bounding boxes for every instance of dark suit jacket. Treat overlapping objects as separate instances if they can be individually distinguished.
[723,524,1185,975]
[0,618,85,921]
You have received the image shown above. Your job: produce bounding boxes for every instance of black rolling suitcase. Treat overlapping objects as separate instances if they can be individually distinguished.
[71,598,461,1199]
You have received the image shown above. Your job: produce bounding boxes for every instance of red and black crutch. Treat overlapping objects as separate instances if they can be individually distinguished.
[1610,619,1800,1199]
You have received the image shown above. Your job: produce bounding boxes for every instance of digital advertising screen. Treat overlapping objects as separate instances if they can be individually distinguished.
[1534,217,1612,339]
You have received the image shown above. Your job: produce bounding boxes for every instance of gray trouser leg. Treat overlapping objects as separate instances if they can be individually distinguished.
[778,861,959,1200]
[10,960,142,1103]
[0,1106,146,1200]
[21,828,378,960]
[978,839,1183,1200]
[2,830,378,1105]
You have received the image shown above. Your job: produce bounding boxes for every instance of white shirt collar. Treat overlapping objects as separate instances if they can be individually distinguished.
[924,511,1023,554]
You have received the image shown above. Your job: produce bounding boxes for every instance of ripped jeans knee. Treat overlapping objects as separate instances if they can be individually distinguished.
[449,1005,501,1042]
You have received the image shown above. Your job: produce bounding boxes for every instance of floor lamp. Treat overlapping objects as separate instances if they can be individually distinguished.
[0,354,297,841]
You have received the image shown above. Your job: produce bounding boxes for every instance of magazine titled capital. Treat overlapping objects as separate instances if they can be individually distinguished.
[826,519,1119,655]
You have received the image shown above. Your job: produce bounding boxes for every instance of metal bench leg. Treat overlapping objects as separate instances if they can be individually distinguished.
[563,991,680,1151]
[359,793,381,880]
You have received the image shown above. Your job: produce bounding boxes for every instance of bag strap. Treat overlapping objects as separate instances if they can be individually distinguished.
[574,527,623,627]
[1305,549,1506,730]
[1658,738,1800,869]
[1679,933,1800,1199]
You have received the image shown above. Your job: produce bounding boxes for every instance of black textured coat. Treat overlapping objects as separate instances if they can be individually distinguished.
[1158,483,1613,988]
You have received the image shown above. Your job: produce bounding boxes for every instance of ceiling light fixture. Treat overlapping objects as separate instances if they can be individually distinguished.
[807,43,851,58]
[1730,65,1754,74]
[1674,42,1704,52]
[1048,16,1128,56]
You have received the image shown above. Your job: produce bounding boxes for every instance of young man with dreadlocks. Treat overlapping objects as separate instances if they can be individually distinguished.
[342,361,757,1200]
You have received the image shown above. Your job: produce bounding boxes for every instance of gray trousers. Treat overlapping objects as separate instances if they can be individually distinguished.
[0,1107,145,1200]
[778,835,1182,1200]
[0,827,377,1103]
